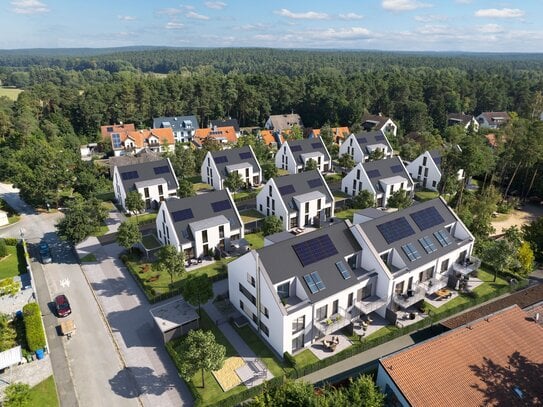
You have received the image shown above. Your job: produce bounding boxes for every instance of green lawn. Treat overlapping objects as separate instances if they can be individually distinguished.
[80,253,97,263]
[141,234,161,250]
[334,208,358,221]
[325,173,343,182]
[233,190,259,201]
[0,245,26,280]
[91,224,109,237]
[233,325,285,377]
[293,349,319,368]
[414,190,440,202]
[127,212,157,225]
[0,87,23,101]
[244,232,264,250]
[95,191,115,202]
[194,183,214,192]
[277,169,289,176]
[333,191,350,200]
[240,209,264,223]
[170,310,247,404]
[28,376,59,407]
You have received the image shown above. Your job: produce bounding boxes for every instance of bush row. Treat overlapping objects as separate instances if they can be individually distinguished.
[2,237,18,246]
[22,302,46,352]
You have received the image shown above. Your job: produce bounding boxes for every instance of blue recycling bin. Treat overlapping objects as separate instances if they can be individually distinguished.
[35,349,44,360]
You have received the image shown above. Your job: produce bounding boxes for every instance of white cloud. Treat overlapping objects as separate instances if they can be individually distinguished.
[339,13,363,20]
[382,0,432,11]
[156,8,183,16]
[477,24,503,33]
[187,11,210,20]
[475,8,524,18]
[316,27,372,40]
[165,21,184,30]
[205,1,226,10]
[455,0,472,3]
[275,8,329,20]
[415,14,447,23]
[118,15,136,21]
[11,0,49,14]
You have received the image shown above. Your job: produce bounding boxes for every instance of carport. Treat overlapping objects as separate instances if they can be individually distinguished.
[150,298,199,343]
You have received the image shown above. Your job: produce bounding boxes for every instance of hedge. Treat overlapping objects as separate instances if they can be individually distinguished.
[23,302,46,352]
[3,237,18,246]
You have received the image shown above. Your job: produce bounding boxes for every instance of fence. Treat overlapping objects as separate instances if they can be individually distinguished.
[244,219,263,234]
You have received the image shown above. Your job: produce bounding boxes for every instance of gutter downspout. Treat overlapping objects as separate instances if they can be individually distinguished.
[255,251,261,334]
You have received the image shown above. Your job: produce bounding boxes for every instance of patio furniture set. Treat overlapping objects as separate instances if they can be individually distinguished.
[322,336,340,352]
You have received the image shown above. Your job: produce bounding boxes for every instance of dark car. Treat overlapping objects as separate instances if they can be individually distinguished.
[39,242,52,264]
[54,294,71,317]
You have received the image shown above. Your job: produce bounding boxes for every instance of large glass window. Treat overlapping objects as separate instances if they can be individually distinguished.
[239,283,256,305]
[292,316,305,334]
[316,305,328,321]
[292,334,304,352]
[277,282,290,299]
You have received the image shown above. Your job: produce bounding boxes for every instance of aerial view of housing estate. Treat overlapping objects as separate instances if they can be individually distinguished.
[1,1,543,407]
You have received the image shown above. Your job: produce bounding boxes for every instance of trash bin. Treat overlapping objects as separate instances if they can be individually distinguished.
[35,349,44,360]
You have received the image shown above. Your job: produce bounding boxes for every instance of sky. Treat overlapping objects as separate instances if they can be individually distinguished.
[2,0,543,52]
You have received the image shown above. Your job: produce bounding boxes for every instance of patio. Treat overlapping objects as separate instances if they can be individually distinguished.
[425,289,459,308]
[310,334,352,360]
[351,312,389,340]
[395,307,427,328]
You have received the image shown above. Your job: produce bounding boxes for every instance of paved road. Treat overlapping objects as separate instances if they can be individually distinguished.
[0,183,139,407]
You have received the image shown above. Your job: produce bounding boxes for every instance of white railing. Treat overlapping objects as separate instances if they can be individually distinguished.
[393,286,427,309]
[355,296,388,315]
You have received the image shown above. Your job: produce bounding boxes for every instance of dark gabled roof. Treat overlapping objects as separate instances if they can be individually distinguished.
[210,146,259,178]
[478,111,510,125]
[164,190,241,245]
[447,113,473,126]
[273,170,332,213]
[258,221,362,302]
[152,115,200,132]
[210,119,240,133]
[428,149,442,169]
[117,158,178,194]
[361,156,413,193]
[359,198,464,272]
[352,130,393,155]
[285,138,329,166]
[361,113,392,129]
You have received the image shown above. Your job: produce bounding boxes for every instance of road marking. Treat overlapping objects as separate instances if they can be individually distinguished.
[60,278,71,288]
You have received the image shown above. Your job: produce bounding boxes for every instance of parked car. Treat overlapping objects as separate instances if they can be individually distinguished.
[54,294,71,317]
[39,242,52,264]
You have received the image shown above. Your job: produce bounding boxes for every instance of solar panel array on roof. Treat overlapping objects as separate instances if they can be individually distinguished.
[375,134,385,141]
[239,152,252,160]
[410,207,445,231]
[278,184,296,195]
[214,156,228,164]
[402,243,422,261]
[153,165,170,175]
[211,200,231,212]
[290,145,302,152]
[112,133,122,148]
[307,178,323,188]
[391,165,404,174]
[311,142,322,148]
[292,235,338,267]
[172,208,193,222]
[121,170,138,180]
[357,137,368,144]
[434,229,453,247]
[366,169,381,178]
[377,217,415,244]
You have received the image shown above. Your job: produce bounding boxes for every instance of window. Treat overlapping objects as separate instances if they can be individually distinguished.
[347,254,357,269]
[362,283,373,299]
[335,261,351,280]
[423,156,427,166]
[292,334,304,352]
[380,252,389,264]
[267,196,270,207]
[269,185,272,196]
[272,199,275,210]
[419,236,437,254]
[402,243,421,261]
[219,225,224,238]
[158,185,163,196]
[292,316,305,334]
[277,282,289,299]
[418,166,422,175]
[352,179,357,190]
[424,168,429,177]
[441,258,450,273]
[434,229,452,247]
[356,169,360,179]
[261,304,269,318]
[144,187,150,198]
[247,273,255,287]
[305,202,309,213]
[395,281,404,294]
[239,283,256,305]
[260,321,269,336]
[317,199,321,210]
[202,230,208,243]
[332,300,338,314]
[432,180,437,188]
[316,305,327,321]
[259,204,263,212]
[347,293,354,307]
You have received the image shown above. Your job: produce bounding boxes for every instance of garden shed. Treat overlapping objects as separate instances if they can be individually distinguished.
[150,298,199,343]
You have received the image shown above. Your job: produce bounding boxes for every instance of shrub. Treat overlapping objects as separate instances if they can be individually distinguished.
[283,351,297,368]
[22,303,46,352]
[0,239,7,257]
[3,238,18,246]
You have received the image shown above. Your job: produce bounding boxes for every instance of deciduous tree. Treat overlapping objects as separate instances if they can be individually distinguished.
[387,189,412,209]
[352,190,374,209]
[117,221,142,253]
[153,244,185,285]
[262,215,283,236]
[181,273,213,317]
[125,190,144,215]
[177,178,195,198]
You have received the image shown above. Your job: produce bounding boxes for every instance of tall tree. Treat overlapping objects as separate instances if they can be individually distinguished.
[154,244,185,285]
[117,221,142,254]
[177,178,196,198]
[224,171,244,195]
[387,190,412,209]
[181,273,213,317]
[262,215,283,236]
[125,191,144,216]
[304,158,318,171]
[56,195,107,243]
[177,330,226,388]
[352,190,375,209]
[0,313,17,352]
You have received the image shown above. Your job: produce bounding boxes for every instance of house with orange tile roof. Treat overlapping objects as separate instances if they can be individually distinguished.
[110,128,175,157]
[193,126,238,146]
[259,129,284,148]
[377,305,543,407]
[100,123,135,138]
[307,127,350,145]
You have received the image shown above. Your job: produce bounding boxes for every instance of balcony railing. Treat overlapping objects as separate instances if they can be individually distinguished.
[452,256,481,276]
[315,306,352,336]
[421,274,449,294]
[393,286,426,309]
[355,296,388,315]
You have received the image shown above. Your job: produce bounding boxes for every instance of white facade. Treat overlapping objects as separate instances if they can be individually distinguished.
[376,366,410,407]
[406,151,442,191]
[338,133,393,165]
[274,142,331,175]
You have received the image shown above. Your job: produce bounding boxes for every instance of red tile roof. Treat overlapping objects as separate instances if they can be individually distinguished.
[259,130,283,146]
[381,305,543,407]
[194,126,237,144]
[111,128,175,150]
[100,123,135,138]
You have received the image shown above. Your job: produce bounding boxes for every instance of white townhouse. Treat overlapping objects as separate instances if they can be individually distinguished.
[341,156,414,207]
[275,138,332,175]
[338,131,393,165]
[406,150,464,191]
[113,158,179,211]
[256,170,334,231]
[153,115,199,143]
[476,111,510,129]
[227,198,479,356]
[361,113,398,137]
[200,146,262,191]
[447,113,479,132]
[156,189,244,259]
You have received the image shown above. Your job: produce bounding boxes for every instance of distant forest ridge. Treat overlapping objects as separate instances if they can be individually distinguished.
[2,47,543,75]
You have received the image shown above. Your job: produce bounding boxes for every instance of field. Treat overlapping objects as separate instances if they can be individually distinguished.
[0,87,23,101]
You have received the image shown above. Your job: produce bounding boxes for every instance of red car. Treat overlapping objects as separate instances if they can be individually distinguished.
[54,294,72,318]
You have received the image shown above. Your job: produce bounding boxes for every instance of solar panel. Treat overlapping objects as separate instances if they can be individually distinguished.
[292,235,338,267]
[107,126,113,132]
[311,142,322,149]
[366,169,381,178]
[278,184,295,195]
[434,229,453,247]
[153,165,170,175]
[120,171,138,180]
[307,178,323,188]
[335,261,351,280]
[410,207,445,231]
[419,236,437,254]
[310,271,325,290]
[375,134,385,141]
[214,156,228,164]
[172,208,193,222]
[290,145,302,152]
[402,243,422,261]
[357,137,368,144]
[239,152,252,160]
[303,274,319,294]
[112,133,122,148]
[377,217,415,244]
[211,200,231,212]
[391,165,403,174]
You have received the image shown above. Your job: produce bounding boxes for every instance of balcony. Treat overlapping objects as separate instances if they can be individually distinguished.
[314,306,353,337]
[421,274,449,295]
[452,256,481,276]
[393,286,427,309]
[355,296,388,315]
